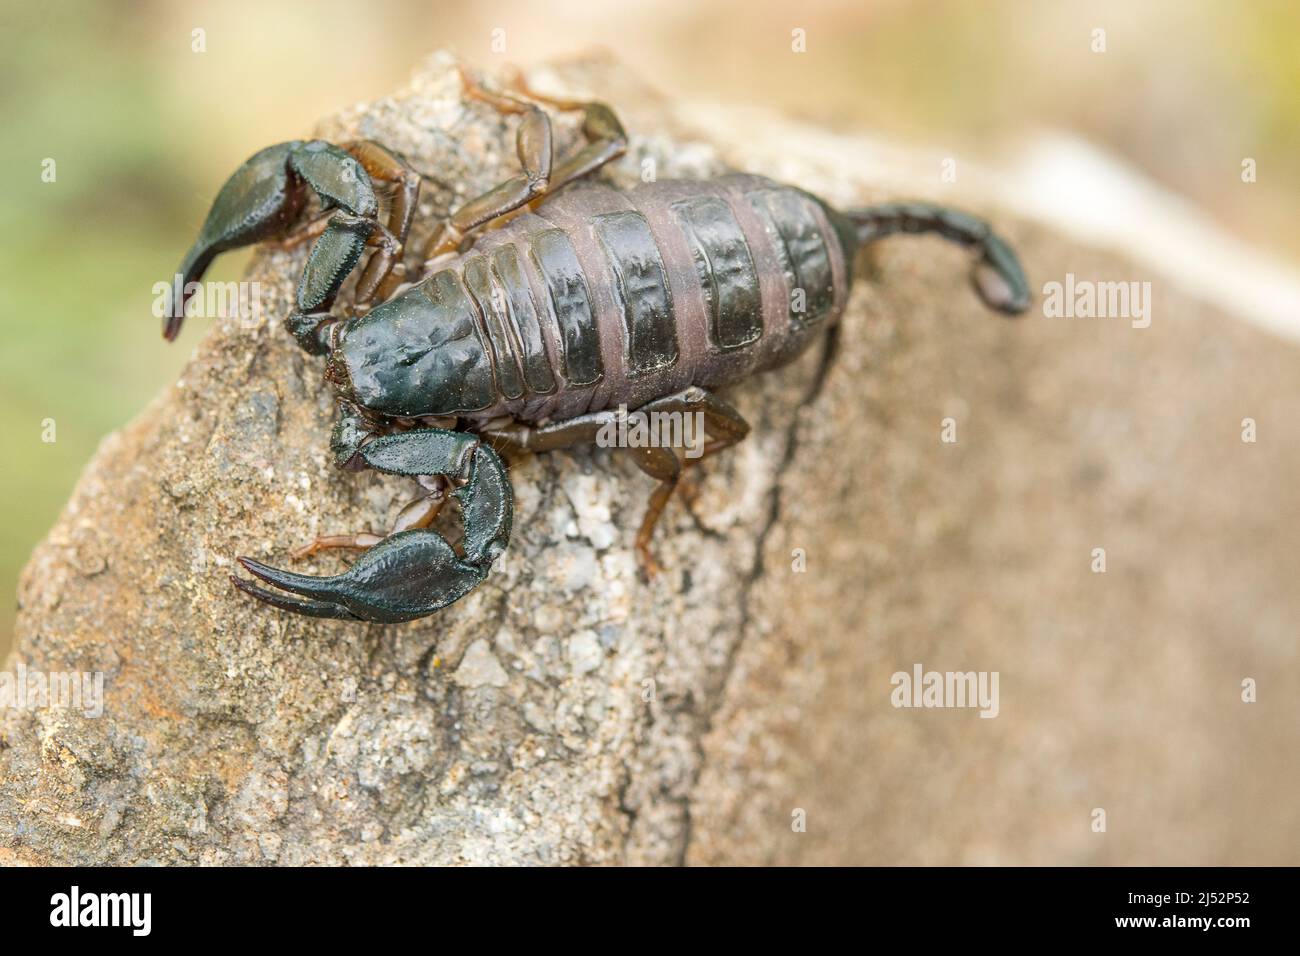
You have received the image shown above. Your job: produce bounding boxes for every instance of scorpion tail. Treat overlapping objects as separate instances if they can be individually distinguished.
[841,202,1031,315]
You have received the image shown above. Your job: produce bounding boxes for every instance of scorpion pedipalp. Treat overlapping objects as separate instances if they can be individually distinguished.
[166,142,306,341]
[163,139,419,346]
[231,428,512,624]
[232,531,486,623]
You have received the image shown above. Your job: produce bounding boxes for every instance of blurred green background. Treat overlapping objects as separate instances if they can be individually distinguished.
[1,0,1297,652]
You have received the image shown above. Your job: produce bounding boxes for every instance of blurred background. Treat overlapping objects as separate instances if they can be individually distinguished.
[0,0,1297,652]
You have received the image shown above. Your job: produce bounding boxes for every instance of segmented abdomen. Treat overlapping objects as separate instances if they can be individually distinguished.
[450,173,851,422]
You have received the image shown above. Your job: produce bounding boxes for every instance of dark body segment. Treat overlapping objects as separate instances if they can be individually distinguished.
[591,210,678,376]
[512,174,850,414]
[527,229,603,387]
[746,186,836,325]
[489,245,555,396]
[670,195,763,351]
[462,255,524,400]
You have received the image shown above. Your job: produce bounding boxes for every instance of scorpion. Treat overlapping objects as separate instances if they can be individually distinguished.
[165,68,1030,624]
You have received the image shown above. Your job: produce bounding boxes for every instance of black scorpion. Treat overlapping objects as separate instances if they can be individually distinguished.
[165,68,1030,623]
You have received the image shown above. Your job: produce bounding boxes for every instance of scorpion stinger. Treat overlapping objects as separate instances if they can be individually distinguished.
[232,429,512,623]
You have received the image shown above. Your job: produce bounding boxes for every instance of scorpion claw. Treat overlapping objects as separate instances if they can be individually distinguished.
[234,536,488,624]
[165,142,307,341]
[230,570,363,621]
[164,139,382,342]
[232,432,513,624]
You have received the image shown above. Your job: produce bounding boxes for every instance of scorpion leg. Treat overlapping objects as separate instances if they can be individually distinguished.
[274,142,417,307]
[419,67,554,262]
[267,212,333,251]
[291,533,384,560]
[505,69,628,194]
[418,68,627,264]
[232,430,511,623]
[289,476,452,559]
[843,202,1032,314]
[625,389,749,577]
[481,386,748,577]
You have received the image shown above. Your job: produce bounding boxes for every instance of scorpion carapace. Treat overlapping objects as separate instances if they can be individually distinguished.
[165,67,1030,624]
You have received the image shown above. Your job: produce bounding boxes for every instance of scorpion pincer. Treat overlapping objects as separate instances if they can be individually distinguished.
[164,68,1030,624]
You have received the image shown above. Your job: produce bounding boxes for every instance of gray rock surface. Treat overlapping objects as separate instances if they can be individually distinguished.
[3,52,1297,865]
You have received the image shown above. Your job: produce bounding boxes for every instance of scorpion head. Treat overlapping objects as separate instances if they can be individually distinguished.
[321,270,497,421]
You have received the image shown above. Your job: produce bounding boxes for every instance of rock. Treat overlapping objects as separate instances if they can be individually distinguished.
[454,641,509,690]
[3,51,1298,866]
[566,631,603,677]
